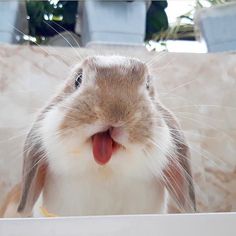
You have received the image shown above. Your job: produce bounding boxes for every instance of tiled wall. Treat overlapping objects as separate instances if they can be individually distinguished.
[0,45,236,213]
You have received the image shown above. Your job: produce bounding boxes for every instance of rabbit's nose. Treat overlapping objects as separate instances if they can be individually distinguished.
[109,126,121,139]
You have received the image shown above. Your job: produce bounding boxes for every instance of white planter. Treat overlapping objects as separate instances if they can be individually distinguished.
[80,1,147,46]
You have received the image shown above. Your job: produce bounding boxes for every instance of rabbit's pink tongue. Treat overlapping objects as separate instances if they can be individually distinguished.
[92,131,113,165]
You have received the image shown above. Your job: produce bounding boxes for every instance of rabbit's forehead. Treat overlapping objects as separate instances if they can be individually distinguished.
[80,55,148,88]
[84,55,141,67]
[83,56,146,74]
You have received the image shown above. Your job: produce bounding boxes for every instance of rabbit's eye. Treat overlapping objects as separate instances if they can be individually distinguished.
[146,78,150,90]
[75,73,82,88]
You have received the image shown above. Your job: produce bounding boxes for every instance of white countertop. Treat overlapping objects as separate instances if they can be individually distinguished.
[1,212,236,236]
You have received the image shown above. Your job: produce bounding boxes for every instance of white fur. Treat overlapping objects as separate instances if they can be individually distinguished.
[36,100,173,216]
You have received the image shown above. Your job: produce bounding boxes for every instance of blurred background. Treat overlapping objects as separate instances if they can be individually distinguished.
[0,0,236,53]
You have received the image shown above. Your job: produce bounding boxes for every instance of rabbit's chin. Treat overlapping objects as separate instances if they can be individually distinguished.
[40,106,173,180]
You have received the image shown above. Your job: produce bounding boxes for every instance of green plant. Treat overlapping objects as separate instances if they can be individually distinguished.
[25,0,78,44]
[151,0,231,43]
[145,1,169,40]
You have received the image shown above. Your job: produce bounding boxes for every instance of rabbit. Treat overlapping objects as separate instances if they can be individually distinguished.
[1,55,195,217]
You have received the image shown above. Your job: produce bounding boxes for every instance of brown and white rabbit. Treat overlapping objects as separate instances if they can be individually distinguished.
[1,55,195,217]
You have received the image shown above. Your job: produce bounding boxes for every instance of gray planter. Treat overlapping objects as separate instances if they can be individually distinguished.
[0,1,28,44]
[80,0,147,46]
[195,2,236,52]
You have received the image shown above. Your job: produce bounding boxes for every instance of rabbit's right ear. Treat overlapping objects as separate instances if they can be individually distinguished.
[17,127,48,216]
[17,69,83,216]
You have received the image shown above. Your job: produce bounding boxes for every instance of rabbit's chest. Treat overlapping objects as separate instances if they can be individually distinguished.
[39,168,166,216]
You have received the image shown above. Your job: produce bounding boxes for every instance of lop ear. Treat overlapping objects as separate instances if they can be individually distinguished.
[163,141,196,213]
[17,126,47,216]
[157,104,196,213]
[17,68,80,216]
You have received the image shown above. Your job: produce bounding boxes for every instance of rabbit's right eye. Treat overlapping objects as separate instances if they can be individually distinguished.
[75,73,82,88]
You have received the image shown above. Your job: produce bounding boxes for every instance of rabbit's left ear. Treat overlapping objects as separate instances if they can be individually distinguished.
[163,144,196,213]
[158,104,196,213]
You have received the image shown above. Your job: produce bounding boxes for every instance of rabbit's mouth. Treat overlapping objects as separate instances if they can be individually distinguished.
[92,130,121,165]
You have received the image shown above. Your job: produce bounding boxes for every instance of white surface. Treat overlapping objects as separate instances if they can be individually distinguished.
[147,40,207,53]
[166,0,195,25]
[0,213,236,236]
